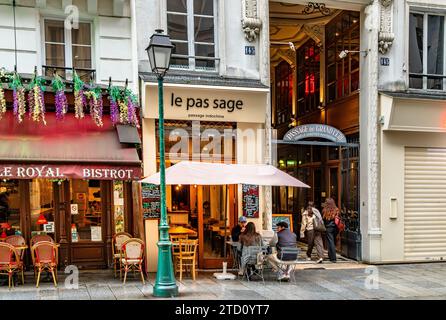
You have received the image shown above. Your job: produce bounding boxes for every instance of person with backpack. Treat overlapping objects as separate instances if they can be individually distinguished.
[322,198,342,263]
[300,203,324,263]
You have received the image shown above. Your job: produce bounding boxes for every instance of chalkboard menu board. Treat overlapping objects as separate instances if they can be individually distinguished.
[272,214,294,232]
[142,183,160,219]
[242,184,259,218]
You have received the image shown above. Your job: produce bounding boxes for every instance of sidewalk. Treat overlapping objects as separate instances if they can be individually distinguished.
[1,262,446,300]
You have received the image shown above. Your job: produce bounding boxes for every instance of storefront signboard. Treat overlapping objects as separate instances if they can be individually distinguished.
[283,124,347,143]
[142,183,161,219]
[0,164,142,180]
[144,83,268,123]
[242,184,259,218]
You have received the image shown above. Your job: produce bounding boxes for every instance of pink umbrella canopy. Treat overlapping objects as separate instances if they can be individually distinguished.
[140,161,310,188]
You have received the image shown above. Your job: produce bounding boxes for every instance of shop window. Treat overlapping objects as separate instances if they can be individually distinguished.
[340,134,360,232]
[274,61,293,127]
[0,180,21,236]
[409,12,445,90]
[329,167,339,201]
[30,180,55,238]
[325,11,360,103]
[297,39,320,116]
[70,180,102,242]
[167,0,218,71]
[297,145,311,165]
[172,184,190,211]
[329,147,340,160]
[43,19,92,81]
[113,181,125,233]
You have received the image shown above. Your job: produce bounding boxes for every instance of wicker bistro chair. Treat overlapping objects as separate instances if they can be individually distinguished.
[5,235,26,284]
[121,238,145,284]
[112,232,132,278]
[32,241,59,288]
[30,234,54,278]
[240,246,268,283]
[30,234,53,247]
[0,242,22,289]
[175,239,198,281]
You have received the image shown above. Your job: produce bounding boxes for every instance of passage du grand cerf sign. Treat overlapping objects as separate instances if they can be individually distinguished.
[0,164,142,180]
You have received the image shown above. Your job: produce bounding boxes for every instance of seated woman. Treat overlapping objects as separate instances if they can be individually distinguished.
[238,222,262,276]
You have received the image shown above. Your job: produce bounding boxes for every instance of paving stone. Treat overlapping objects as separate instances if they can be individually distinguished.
[87,285,116,300]
[58,288,90,300]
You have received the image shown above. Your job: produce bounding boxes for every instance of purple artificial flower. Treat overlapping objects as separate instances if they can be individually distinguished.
[13,89,18,116]
[110,99,119,125]
[127,96,139,128]
[55,91,66,120]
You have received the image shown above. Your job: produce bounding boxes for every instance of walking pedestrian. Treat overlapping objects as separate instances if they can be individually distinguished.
[322,198,340,262]
[300,203,324,263]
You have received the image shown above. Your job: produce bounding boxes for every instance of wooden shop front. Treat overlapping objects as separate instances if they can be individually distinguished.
[0,111,143,270]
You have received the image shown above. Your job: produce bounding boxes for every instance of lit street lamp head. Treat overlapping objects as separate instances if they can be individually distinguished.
[146,29,174,79]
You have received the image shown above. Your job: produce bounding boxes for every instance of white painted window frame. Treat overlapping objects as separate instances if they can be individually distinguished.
[41,16,94,80]
[166,0,219,72]
[408,9,446,91]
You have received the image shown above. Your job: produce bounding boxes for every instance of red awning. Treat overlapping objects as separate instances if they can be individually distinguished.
[0,111,142,180]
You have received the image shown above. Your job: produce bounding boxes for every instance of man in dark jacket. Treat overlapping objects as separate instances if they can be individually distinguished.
[267,221,298,280]
[231,216,247,242]
[275,222,297,260]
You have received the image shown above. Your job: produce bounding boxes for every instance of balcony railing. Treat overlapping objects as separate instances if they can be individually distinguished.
[42,65,96,83]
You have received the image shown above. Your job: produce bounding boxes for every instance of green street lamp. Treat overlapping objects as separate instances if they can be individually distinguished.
[146,29,178,298]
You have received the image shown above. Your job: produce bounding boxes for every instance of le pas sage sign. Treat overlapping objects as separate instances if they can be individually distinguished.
[284,124,347,143]
[144,83,267,123]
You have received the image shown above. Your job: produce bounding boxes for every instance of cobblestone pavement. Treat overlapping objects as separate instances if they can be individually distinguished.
[1,262,446,300]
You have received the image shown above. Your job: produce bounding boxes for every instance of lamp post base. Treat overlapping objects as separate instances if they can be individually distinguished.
[153,239,179,298]
[153,283,179,298]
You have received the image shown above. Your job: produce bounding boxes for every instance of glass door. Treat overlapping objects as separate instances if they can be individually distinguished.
[198,185,236,269]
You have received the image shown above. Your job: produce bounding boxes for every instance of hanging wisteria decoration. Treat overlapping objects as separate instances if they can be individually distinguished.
[9,72,26,123]
[123,87,140,128]
[108,86,120,125]
[85,84,103,127]
[52,73,68,120]
[0,86,6,119]
[73,71,86,119]
[0,69,141,127]
[28,72,46,124]
[108,85,140,128]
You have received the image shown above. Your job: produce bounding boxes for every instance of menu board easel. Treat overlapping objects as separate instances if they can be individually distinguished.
[242,184,259,218]
[272,214,294,232]
[142,183,161,219]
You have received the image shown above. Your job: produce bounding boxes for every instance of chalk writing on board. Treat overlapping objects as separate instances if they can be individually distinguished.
[272,214,294,232]
[142,183,160,219]
[242,184,259,218]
